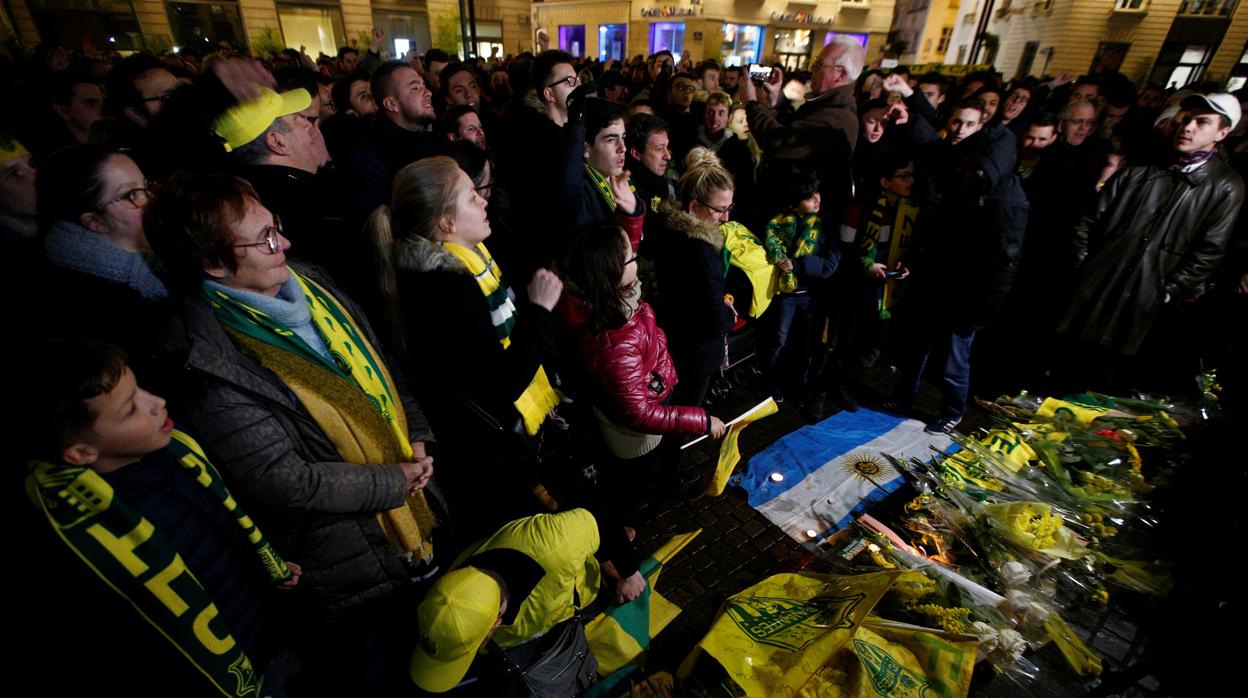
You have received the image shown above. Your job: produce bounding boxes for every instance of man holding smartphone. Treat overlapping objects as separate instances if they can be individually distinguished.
[740,36,863,229]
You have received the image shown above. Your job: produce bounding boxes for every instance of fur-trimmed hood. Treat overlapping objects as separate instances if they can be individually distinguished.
[655,198,725,251]
[392,236,470,275]
[523,89,550,116]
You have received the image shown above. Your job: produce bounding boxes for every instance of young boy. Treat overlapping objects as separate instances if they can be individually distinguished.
[16,339,299,697]
[840,154,921,367]
[758,172,830,405]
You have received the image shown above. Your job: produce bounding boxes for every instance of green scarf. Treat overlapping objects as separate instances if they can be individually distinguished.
[764,212,822,293]
[204,271,408,454]
[26,430,291,697]
[205,270,436,560]
[584,164,636,212]
[858,196,919,319]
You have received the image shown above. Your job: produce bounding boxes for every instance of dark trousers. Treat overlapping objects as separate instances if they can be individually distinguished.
[894,317,976,421]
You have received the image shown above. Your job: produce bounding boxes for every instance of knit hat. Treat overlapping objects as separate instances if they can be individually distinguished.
[410,567,502,693]
[212,86,311,152]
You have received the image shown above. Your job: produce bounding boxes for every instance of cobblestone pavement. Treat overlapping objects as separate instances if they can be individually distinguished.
[619,366,1162,697]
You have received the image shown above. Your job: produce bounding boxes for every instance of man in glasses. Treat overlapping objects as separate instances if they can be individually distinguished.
[99,53,189,156]
[740,35,862,233]
[493,50,596,273]
[659,75,699,166]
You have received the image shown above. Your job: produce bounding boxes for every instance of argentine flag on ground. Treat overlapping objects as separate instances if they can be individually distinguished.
[739,409,953,544]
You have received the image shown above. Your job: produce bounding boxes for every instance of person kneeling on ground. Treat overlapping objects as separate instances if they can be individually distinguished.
[410,509,643,695]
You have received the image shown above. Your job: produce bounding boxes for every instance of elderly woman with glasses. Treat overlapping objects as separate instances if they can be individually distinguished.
[647,147,740,409]
[144,173,438,692]
[36,144,172,370]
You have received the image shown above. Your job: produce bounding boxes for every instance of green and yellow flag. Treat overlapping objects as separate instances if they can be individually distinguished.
[585,530,702,683]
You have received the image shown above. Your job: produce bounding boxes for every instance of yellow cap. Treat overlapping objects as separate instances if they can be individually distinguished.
[212,86,312,153]
[0,133,29,165]
[410,567,502,693]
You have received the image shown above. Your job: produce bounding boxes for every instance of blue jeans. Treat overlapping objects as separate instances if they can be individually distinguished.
[897,325,976,421]
[761,293,813,372]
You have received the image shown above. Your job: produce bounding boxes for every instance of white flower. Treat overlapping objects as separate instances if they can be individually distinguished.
[1002,560,1032,586]
[998,629,1028,661]
[970,621,1000,653]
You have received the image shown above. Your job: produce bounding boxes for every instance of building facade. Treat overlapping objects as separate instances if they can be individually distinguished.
[2,0,896,68]
[889,0,960,64]
[942,0,1248,86]
[532,0,897,68]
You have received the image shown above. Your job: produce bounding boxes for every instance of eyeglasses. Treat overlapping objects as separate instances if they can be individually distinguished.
[545,75,577,90]
[625,253,639,266]
[475,182,493,197]
[698,199,734,215]
[97,185,150,212]
[672,83,696,94]
[234,216,283,255]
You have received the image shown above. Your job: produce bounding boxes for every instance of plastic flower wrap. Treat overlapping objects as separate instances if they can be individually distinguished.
[983,502,1089,560]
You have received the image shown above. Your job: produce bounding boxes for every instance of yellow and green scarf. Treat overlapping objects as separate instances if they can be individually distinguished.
[443,242,560,436]
[205,270,435,562]
[858,196,919,318]
[764,212,822,293]
[26,430,291,697]
[584,163,636,212]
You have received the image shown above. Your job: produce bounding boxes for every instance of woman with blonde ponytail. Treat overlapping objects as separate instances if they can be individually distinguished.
[648,147,739,409]
[364,155,566,543]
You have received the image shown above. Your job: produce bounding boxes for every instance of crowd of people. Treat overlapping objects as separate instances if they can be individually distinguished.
[3,31,1245,696]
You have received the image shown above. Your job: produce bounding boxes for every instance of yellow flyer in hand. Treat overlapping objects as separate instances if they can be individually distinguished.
[705,398,779,496]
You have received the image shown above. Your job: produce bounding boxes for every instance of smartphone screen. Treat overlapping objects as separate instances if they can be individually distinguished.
[748,64,773,82]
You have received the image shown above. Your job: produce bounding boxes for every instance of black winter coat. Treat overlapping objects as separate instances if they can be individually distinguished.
[649,200,737,376]
[909,122,1029,326]
[345,116,447,218]
[158,262,435,620]
[1055,156,1244,355]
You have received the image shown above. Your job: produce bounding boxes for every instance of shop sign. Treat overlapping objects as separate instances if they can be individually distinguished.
[643,6,698,17]
[769,12,834,25]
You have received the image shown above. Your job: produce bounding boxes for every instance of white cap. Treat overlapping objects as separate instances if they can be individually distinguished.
[1181,92,1241,129]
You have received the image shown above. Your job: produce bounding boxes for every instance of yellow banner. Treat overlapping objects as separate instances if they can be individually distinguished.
[1037,398,1107,426]
[682,570,978,697]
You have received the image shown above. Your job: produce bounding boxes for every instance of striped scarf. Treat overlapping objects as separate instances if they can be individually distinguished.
[443,242,560,436]
[27,430,291,697]
[858,196,919,318]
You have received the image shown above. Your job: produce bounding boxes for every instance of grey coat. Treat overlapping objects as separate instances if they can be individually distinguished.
[1056,155,1244,355]
[160,262,436,619]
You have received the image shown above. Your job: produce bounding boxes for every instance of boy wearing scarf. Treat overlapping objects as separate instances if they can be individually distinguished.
[16,339,299,697]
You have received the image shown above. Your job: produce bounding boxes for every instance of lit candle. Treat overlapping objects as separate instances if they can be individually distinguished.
[805,529,818,539]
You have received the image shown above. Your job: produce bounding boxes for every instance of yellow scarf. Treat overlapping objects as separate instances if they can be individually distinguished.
[210,272,435,562]
[442,242,560,436]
